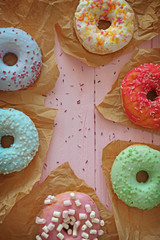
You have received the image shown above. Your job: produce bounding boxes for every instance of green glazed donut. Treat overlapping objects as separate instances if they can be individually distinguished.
[111,145,160,210]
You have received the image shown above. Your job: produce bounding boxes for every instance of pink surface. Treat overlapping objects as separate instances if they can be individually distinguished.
[42,34,160,211]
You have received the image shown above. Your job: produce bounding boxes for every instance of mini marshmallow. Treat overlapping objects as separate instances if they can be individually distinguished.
[75,220,80,228]
[62,222,69,230]
[81,224,87,231]
[73,224,77,237]
[51,195,56,202]
[81,232,89,239]
[68,209,75,215]
[41,232,49,239]
[35,235,42,240]
[90,229,97,234]
[98,230,104,236]
[57,233,64,240]
[91,218,100,224]
[51,217,59,223]
[63,216,70,223]
[42,225,49,233]
[70,216,76,222]
[44,199,52,205]
[64,200,72,206]
[67,229,72,235]
[53,211,61,218]
[90,211,95,219]
[70,192,76,199]
[79,213,87,219]
[35,216,46,224]
[57,224,63,232]
[93,238,98,240]
[75,199,81,206]
[62,210,68,218]
[100,220,104,226]
[85,204,91,213]
[47,223,55,231]
[85,220,92,228]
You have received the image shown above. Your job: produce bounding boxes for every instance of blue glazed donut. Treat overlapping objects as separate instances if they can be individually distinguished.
[0,27,42,91]
[0,108,39,174]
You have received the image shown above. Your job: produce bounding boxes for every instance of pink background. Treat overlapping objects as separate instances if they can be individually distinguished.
[41,34,160,210]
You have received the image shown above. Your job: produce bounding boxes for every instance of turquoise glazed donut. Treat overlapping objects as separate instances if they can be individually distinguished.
[111,145,160,210]
[0,108,39,174]
[0,27,42,91]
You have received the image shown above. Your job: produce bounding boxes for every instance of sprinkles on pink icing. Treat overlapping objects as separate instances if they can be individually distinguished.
[35,192,104,240]
[0,27,42,91]
[74,0,135,54]
[121,64,160,129]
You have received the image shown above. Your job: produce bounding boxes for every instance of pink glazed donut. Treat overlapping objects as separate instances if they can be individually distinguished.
[35,192,104,240]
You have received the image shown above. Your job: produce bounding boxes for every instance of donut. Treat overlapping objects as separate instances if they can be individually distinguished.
[74,0,135,55]
[110,144,160,210]
[121,63,160,129]
[0,108,39,174]
[35,192,104,240]
[0,27,42,91]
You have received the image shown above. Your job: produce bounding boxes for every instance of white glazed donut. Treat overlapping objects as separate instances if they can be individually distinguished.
[74,0,135,54]
[0,27,42,91]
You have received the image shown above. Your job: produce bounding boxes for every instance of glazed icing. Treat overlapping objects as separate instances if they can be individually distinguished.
[36,192,104,240]
[0,108,39,174]
[111,145,160,210]
[74,0,134,54]
[0,27,42,91]
[121,64,160,129]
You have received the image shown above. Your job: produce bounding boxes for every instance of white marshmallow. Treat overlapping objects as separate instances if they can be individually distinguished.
[62,210,68,218]
[90,229,97,234]
[98,230,104,235]
[100,220,104,226]
[35,217,46,225]
[75,199,81,207]
[42,225,49,233]
[41,232,49,239]
[64,200,72,206]
[57,233,64,240]
[91,218,99,224]
[47,223,55,231]
[51,217,59,223]
[90,211,95,219]
[67,229,72,235]
[85,220,92,228]
[81,224,87,231]
[81,232,89,239]
[35,235,42,240]
[79,213,87,219]
[68,209,75,215]
[44,199,52,205]
[53,211,61,218]
[57,224,63,232]
[70,192,76,199]
[62,222,69,230]
[85,204,91,213]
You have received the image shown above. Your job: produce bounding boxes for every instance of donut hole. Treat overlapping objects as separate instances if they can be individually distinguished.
[146,90,158,101]
[136,171,149,183]
[1,135,14,148]
[3,52,18,66]
[97,20,111,30]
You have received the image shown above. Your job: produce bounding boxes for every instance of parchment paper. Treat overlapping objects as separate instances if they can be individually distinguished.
[102,140,160,240]
[55,0,160,66]
[97,48,160,135]
[0,162,118,240]
[0,0,59,223]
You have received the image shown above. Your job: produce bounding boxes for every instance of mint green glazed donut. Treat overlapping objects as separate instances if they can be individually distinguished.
[0,108,39,174]
[111,145,160,210]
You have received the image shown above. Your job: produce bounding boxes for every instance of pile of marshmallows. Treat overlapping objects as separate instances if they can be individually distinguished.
[35,192,104,240]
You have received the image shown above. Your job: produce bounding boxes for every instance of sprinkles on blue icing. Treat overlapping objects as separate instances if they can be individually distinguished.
[0,27,42,91]
[0,108,39,174]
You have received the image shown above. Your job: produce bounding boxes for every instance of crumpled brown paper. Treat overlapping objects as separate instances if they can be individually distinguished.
[102,140,160,240]
[0,162,118,240]
[0,0,59,223]
[97,48,160,135]
[54,0,160,66]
